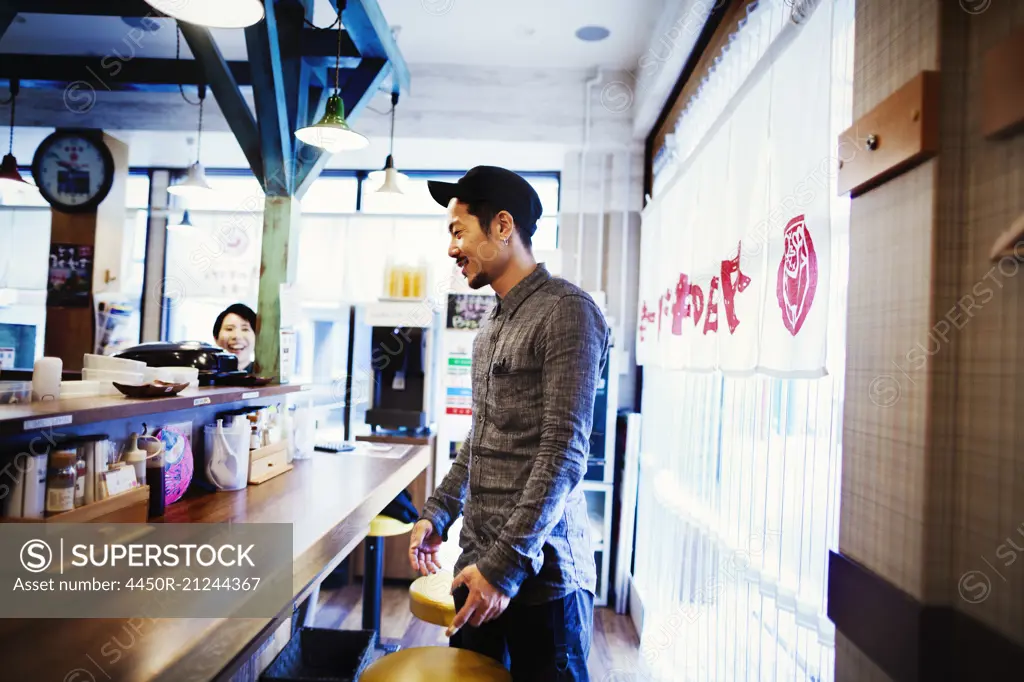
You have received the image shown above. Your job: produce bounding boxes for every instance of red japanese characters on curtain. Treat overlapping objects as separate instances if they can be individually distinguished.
[637,15,832,379]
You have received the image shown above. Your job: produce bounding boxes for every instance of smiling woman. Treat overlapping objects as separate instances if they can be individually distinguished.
[213,303,257,372]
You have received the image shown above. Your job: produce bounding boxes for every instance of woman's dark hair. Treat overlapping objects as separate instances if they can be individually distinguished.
[213,303,257,339]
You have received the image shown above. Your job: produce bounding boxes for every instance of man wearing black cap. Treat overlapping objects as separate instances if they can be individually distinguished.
[408,166,610,681]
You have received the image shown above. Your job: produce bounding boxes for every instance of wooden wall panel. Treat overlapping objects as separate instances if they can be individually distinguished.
[950,0,1024,647]
[840,0,943,603]
[44,211,97,371]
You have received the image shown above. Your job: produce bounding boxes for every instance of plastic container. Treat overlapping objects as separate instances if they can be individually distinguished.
[33,357,62,401]
[203,421,251,491]
[60,380,103,398]
[84,354,147,373]
[260,628,376,682]
[82,368,146,385]
[0,381,33,405]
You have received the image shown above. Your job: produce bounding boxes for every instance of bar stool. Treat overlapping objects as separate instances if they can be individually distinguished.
[359,647,511,682]
[409,570,456,628]
[362,514,414,637]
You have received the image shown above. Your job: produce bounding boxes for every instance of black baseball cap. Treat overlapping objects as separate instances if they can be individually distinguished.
[427,166,543,236]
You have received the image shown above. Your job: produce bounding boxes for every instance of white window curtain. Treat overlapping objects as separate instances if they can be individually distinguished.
[631,0,855,680]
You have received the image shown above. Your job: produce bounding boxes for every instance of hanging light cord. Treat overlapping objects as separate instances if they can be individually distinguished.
[388,91,398,154]
[304,15,341,30]
[333,1,346,94]
[6,79,18,155]
[196,84,206,164]
[0,77,16,106]
[176,23,201,106]
[365,90,399,116]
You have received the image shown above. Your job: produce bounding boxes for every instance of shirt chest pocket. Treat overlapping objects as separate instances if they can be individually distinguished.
[487,351,543,429]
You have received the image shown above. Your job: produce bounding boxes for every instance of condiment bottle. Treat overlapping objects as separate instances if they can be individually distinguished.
[74,450,87,507]
[248,413,260,450]
[46,450,78,513]
[124,433,147,486]
[146,451,166,517]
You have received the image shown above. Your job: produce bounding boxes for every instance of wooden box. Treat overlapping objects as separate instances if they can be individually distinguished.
[2,486,150,523]
[248,441,292,485]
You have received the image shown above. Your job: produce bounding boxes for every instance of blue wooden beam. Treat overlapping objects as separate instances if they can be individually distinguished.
[179,23,264,185]
[334,0,410,94]
[0,11,16,43]
[1,0,153,16]
[244,0,293,196]
[339,58,390,121]
[0,54,253,91]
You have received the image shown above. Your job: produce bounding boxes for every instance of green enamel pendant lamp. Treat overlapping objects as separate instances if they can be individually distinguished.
[295,1,368,154]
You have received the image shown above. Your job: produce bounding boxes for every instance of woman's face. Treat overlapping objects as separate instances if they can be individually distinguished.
[217,313,256,366]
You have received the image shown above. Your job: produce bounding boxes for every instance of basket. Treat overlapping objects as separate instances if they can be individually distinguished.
[261,628,377,682]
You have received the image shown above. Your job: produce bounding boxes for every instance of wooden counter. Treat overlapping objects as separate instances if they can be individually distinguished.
[0,384,304,437]
[0,445,431,682]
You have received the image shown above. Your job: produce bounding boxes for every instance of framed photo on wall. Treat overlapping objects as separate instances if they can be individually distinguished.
[47,243,93,307]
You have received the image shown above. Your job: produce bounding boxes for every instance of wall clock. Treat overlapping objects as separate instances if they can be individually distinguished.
[31,130,115,214]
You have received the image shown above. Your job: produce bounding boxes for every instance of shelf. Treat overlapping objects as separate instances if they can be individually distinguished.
[0,384,306,437]
[1,486,149,524]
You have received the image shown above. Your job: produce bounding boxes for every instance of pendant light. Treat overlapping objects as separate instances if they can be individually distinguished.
[169,82,214,198]
[143,0,265,29]
[168,209,195,232]
[295,1,369,153]
[367,92,407,195]
[0,79,37,193]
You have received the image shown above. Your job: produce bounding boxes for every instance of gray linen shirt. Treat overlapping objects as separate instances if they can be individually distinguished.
[420,263,610,605]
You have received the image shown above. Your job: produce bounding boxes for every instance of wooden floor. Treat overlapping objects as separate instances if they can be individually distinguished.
[313,580,644,679]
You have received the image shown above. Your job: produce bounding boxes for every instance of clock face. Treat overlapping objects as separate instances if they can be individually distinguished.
[32,132,114,213]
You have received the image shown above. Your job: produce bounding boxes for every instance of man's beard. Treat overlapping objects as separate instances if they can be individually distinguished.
[467,268,492,290]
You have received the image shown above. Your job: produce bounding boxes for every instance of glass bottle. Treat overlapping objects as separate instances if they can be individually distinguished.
[46,451,77,514]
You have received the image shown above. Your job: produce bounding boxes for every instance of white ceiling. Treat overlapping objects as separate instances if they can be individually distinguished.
[2,0,665,70]
[365,0,665,69]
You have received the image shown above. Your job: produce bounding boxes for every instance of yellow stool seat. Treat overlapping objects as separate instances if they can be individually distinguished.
[409,571,457,627]
[359,647,511,682]
[368,514,414,537]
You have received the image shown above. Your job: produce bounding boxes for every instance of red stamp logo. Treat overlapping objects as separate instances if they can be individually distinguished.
[776,215,817,336]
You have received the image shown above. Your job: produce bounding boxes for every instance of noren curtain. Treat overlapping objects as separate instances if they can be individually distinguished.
[630,0,855,679]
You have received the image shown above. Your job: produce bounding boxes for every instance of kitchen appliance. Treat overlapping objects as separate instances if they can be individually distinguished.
[115,341,241,385]
[358,301,441,433]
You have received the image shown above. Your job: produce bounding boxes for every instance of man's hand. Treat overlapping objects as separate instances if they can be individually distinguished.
[446,564,510,637]
[408,519,443,576]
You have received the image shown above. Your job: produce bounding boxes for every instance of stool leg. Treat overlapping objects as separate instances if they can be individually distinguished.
[362,536,384,634]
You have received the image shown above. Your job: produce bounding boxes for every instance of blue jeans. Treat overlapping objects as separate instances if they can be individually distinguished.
[451,586,593,682]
